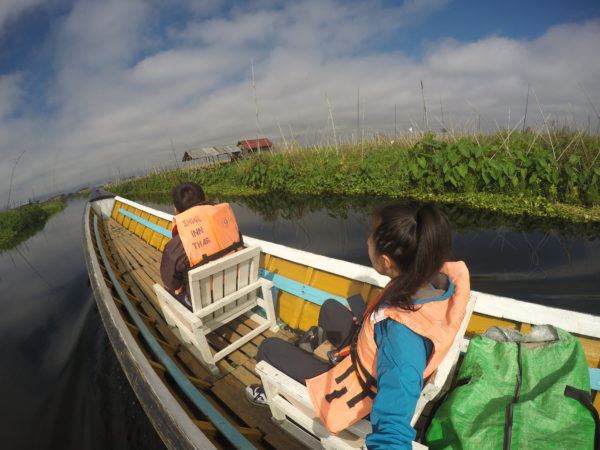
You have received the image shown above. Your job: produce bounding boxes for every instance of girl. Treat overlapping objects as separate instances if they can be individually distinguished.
[247,203,470,449]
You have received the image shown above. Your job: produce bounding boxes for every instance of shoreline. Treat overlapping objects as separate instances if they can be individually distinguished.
[107,132,600,225]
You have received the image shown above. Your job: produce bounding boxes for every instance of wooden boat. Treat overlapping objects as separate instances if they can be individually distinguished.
[83,191,600,449]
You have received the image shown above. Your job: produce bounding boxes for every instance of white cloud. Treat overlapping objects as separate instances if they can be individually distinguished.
[0,0,599,207]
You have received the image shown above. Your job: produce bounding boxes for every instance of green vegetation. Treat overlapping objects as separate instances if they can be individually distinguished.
[0,199,66,252]
[108,131,600,224]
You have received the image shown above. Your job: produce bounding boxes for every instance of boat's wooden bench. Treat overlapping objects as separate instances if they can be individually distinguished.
[104,217,298,378]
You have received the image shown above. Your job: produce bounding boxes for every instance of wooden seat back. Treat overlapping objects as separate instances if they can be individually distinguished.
[188,245,261,327]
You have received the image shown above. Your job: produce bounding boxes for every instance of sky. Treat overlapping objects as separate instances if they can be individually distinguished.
[1,0,599,206]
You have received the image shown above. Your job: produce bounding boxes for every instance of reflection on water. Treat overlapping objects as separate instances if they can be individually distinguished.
[0,198,163,450]
[0,193,597,450]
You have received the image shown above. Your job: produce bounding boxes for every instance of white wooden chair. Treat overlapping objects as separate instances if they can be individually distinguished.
[255,293,477,450]
[154,245,278,374]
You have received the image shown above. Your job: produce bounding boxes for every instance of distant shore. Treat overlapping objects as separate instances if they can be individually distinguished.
[0,199,66,252]
[106,131,600,224]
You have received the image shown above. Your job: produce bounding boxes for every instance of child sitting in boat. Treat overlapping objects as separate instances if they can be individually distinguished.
[247,203,470,449]
[160,182,243,310]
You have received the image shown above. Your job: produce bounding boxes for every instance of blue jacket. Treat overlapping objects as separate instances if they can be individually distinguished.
[366,275,454,449]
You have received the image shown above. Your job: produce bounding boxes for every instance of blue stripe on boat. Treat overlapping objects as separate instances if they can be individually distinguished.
[93,216,254,449]
[118,208,172,238]
[589,368,600,391]
[259,268,349,307]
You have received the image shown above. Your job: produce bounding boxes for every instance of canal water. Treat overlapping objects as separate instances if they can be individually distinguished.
[0,194,598,449]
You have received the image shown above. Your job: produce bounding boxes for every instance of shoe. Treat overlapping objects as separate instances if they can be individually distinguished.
[245,384,268,407]
[298,326,325,353]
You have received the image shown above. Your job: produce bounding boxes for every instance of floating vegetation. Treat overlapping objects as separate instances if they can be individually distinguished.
[0,199,66,252]
[107,131,600,224]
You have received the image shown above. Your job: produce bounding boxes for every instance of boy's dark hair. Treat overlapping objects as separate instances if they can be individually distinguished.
[172,182,206,212]
[370,202,452,311]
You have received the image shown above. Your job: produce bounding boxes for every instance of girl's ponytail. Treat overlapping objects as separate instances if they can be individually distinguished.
[369,203,452,312]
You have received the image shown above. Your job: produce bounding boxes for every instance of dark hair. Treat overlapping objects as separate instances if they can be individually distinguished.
[172,182,206,212]
[369,203,452,311]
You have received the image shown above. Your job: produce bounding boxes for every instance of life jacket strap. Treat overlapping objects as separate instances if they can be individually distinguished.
[188,233,245,270]
[325,387,348,403]
[350,330,378,390]
[334,365,354,384]
[323,319,379,410]
[346,388,376,408]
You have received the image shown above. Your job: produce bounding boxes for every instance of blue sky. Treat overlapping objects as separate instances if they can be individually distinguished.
[0,0,599,205]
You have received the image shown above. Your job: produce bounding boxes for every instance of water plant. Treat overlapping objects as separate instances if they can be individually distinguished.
[107,130,600,223]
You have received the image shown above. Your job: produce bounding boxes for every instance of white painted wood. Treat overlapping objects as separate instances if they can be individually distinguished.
[212,321,270,362]
[115,196,173,221]
[258,280,279,332]
[223,264,238,313]
[256,361,428,450]
[197,277,211,315]
[211,270,224,319]
[275,417,322,449]
[237,258,251,311]
[189,275,204,316]
[195,282,261,318]
[153,245,277,370]
[92,197,116,219]
[188,246,262,279]
[470,291,600,338]
[201,298,264,334]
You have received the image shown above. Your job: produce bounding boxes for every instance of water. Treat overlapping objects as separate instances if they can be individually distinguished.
[0,195,598,450]
[0,198,164,450]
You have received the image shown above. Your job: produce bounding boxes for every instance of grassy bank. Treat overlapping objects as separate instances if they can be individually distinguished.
[108,131,600,223]
[0,199,66,251]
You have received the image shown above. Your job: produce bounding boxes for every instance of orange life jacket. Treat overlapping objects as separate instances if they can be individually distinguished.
[306,261,470,434]
[173,203,243,267]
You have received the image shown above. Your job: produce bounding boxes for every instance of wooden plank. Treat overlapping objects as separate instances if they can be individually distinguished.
[211,375,307,450]
[118,240,160,276]
[223,321,260,359]
[229,365,261,388]
[121,232,162,266]
[114,235,160,280]
[176,350,214,381]
[223,264,238,314]
[240,315,297,342]
[212,271,224,319]
[206,332,250,368]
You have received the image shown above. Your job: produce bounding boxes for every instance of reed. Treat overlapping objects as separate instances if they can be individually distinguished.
[106,130,600,223]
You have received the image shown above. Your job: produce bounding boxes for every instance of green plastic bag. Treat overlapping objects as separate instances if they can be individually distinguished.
[426,326,599,449]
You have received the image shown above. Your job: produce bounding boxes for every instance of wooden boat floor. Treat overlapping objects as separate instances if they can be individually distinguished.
[102,217,305,450]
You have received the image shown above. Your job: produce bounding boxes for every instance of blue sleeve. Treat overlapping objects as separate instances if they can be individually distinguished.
[365,320,432,450]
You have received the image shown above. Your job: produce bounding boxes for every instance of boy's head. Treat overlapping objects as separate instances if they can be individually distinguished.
[172,182,206,213]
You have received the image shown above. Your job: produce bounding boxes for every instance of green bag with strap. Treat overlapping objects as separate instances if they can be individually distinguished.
[426,325,599,449]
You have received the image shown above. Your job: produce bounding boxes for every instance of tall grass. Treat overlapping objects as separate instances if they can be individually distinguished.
[107,130,600,222]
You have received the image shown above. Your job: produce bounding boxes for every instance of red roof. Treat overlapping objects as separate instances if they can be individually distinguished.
[237,138,273,151]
